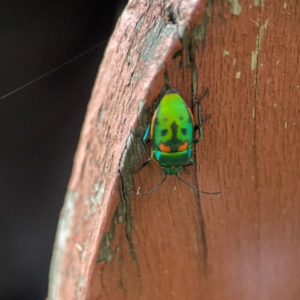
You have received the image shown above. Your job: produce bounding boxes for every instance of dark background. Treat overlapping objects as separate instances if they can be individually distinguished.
[0,1,126,299]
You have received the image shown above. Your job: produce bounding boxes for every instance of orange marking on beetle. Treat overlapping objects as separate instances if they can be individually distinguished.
[177,141,188,152]
[159,143,172,153]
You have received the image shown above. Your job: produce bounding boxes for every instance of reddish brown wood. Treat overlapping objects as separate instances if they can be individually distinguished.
[48,1,300,300]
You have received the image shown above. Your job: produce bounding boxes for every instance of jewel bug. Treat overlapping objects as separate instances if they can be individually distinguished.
[133,88,221,196]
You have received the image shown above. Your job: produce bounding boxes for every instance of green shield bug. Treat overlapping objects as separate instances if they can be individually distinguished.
[133,88,221,196]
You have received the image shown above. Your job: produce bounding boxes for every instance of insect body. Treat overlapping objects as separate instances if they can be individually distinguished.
[134,88,221,196]
[151,91,195,174]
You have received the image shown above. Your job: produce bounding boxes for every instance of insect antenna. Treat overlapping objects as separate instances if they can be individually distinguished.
[176,174,221,195]
[131,175,167,196]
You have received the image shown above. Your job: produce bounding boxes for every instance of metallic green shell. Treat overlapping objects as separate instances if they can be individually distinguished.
[152,93,193,150]
[150,91,194,173]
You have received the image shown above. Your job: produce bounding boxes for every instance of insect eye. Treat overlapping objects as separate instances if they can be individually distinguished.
[161,129,168,136]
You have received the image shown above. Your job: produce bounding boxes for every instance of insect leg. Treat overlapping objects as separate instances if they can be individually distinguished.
[131,123,151,155]
[132,124,151,172]
[176,173,221,195]
[130,175,167,196]
[182,159,195,168]
[193,89,211,143]
[134,157,152,173]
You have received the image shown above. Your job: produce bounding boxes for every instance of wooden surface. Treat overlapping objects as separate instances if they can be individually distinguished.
[48,1,300,299]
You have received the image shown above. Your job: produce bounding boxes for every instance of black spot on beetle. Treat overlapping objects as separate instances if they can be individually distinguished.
[161,129,168,136]
[163,121,184,151]
[181,128,187,135]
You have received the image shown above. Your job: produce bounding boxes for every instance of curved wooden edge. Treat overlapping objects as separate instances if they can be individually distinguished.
[48,1,207,299]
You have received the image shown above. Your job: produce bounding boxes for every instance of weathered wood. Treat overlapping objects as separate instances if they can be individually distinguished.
[48,1,300,299]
